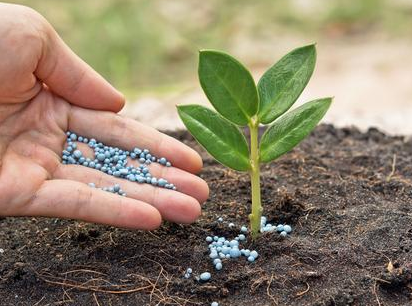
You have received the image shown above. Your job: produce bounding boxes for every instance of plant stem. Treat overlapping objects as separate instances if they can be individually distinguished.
[248,116,262,239]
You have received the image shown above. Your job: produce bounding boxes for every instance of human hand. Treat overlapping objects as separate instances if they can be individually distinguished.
[0,3,209,229]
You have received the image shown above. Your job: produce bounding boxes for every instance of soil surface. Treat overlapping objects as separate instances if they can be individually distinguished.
[1,124,412,306]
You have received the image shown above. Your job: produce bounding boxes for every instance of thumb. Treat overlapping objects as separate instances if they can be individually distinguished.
[35,14,125,112]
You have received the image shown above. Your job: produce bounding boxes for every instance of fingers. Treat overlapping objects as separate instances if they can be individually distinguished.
[68,106,203,174]
[24,179,162,230]
[33,9,124,112]
[54,164,202,224]
[0,4,46,103]
[143,162,209,204]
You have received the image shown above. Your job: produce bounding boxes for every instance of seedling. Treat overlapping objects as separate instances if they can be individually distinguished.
[177,44,331,238]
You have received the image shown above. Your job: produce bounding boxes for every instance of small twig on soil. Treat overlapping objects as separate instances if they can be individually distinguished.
[109,232,116,245]
[250,268,269,292]
[159,250,175,260]
[386,153,397,182]
[266,273,278,305]
[150,266,164,303]
[33,296,45,306]
[310,227,322,236]
[60,269,107,276]
[35,261,198,305]
[147,230,161,240]
[62,288,73,304]
[289,241,298,248]
[55,229,68,240]
[371,276,391,284]
[372,250,391,263]
[128,266,199,306]
[17,244,27,252]
[40,277,153,294]
[296,282,310,297]
[36,271,153,295]
[80,277,118,288]
[373,281,382,306]
[120,254,142,264]
[128,273,164,301]
[303,206,317,221]
[93,293,101,306]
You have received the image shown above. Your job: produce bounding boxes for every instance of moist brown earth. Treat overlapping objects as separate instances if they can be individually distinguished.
[1,124,412,306]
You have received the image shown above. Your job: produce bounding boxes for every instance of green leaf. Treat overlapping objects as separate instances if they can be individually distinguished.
[177,104,250,171]
[258,44,317,124]
[259,98,332,163]
[198,50,259,126]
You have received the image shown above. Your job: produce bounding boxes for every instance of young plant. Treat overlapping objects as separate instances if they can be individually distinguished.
[177,44,331,238]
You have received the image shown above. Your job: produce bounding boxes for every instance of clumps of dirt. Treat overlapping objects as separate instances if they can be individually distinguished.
[379,262,412,290]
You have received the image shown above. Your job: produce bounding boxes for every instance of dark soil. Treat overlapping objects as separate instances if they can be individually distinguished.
[1,124,412,306]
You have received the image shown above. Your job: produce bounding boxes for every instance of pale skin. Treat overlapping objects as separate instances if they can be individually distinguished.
[0,3,209,230]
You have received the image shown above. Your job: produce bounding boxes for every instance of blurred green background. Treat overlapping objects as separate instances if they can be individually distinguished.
[7,0,412,97]
[5,0,412,134]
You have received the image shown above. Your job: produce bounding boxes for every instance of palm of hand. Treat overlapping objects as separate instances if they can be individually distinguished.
[0,90,67,217]
[0,89,208,229]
